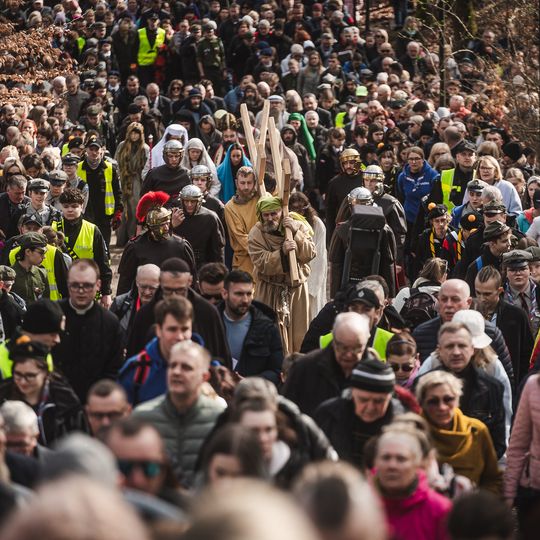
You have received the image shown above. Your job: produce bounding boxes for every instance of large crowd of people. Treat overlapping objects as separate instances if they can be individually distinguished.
[0,0,538,539]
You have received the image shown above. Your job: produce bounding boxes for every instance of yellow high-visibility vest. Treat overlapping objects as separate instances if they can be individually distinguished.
[77,161,115,216]
[441,168,458,212]
[137,27,166,66]
[52,219,95,260]
[9,245,61,300]
[319,327,393,360]
[0,340,54,379]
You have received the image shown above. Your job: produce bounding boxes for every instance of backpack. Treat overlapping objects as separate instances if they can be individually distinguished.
[401,287,438,330]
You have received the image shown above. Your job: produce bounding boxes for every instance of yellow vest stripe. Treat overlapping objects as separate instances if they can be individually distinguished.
[319,327,394,361]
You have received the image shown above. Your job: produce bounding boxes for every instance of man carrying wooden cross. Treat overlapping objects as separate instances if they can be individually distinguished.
[248,195,316,355]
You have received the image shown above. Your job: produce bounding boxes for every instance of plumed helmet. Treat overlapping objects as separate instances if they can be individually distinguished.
[340,147,362,175]
[363,164,384,182]
[163,139,183,154]
[348,186,373,205]
[146,206,172,228]
[135,191,172,240]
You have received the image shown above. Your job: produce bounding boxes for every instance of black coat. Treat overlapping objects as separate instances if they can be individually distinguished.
[281,346,348,417]
[217,302,283,385]
[314,144,341,195]
[52,300,125,403]
[0,193,29,240]
[314,395,400,466]
[0,373,89,447]
[116,232,197,295]
[0,289,24,340]
[126,288,231,367]
[412,316,515,387]
[495,299,534,385]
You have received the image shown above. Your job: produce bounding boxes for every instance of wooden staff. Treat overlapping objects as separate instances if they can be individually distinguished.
[282,158,300,286]
[268,117,283,196]
[240,103,258,164]
[258,100,270,148]
[255,142,267,197]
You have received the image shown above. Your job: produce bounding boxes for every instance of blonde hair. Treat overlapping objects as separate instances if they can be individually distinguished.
[415,370,463,405]
[476,155,502,181]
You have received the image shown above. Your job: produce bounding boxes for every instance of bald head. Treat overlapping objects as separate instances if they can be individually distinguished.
[135,264,160,305]
[438,279,472,322]
[333,312,370,342]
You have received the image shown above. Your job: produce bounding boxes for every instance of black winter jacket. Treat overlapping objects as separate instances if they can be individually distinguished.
[281,346,348,417]
[413,316,514,387]
[218,302,283,385]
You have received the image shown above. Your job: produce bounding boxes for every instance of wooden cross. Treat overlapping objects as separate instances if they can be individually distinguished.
[282,158,300,286]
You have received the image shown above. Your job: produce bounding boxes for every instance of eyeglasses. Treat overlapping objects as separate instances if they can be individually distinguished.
[333,339,364,355]
[87,410,125,421]
[507,267,528,273]
[162,286,187,296]
[202,292,223,302]
[68,282,97,292]
[13,370,43,382]
[137,284,159,292]
[117,459,163,478]
[408,156,422,162]
[33,248,47,256]
[425,395,456,408]
[389,363,415,373]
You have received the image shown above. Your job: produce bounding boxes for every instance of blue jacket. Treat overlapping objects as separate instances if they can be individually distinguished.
[118,334,204,406]
[397,161,440,223]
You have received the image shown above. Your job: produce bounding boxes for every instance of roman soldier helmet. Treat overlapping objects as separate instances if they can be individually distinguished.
[180,184,204,213]
[163,139,184,160]
[190,164,213,191]
[363,164,385,196]
[339,147,362,175]
[348,186,373,206]
[136,191,172,240]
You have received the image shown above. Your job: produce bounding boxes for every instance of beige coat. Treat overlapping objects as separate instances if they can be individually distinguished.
[224,196,259,275]
[248,220,316,354]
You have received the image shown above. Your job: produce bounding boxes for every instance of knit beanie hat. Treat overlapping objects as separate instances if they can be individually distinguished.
[349,359,396,393]
[22,299,65,334]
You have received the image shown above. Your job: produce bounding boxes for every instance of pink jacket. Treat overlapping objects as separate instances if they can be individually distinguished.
[381,472,452,540]
[504,374,540,499]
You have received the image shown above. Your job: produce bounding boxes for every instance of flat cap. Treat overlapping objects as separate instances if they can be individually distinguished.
[483,221,510,241]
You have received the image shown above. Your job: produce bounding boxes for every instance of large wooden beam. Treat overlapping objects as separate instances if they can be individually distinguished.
[257,100,270,148]
[268,117,283,196]
[282,158,300,286]
[255,142,267,197]
[240,103,257,164]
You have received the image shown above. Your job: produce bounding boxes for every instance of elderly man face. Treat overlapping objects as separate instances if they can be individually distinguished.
[261,208,282,233]
[136,265,160,305]
[437,280,472,322]
[332,316,369,377]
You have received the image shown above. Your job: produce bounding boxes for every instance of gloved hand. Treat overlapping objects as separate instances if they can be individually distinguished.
[111,210,123,231]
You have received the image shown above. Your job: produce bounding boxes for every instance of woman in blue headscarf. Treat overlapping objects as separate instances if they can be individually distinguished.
[217,142,252,203]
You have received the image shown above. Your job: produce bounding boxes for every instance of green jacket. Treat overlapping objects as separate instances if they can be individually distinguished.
[11,262,49,304]
[133,392,225,486]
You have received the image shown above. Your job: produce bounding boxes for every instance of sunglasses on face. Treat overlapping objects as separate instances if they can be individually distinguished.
[425,395,456,408]
[389,362,415,373]
[117,459,163,478]
[201,292,222,302]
